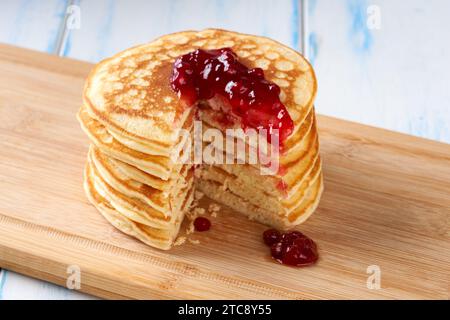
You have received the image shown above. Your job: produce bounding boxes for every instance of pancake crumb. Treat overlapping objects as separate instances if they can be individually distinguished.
[174,236,186,246]
[208,203,221,217]
[193,207,206,216]
[190,200,199,209]
[186,222,195,235]
[185,211,195,220]
[188,238,200,245]
[187,198,200,220]
[208,203,220,212]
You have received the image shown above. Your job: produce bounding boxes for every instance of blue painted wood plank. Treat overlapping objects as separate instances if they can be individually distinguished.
[0,269,7,299]
[308,0,450,144]
[0,0,67,53]
[63,0,296,62]
[0,0,93,300]
[0,0,298,299]
[0,271,95,300]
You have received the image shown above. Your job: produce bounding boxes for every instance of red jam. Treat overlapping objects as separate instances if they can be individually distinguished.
[194,217,211,232]
[276,180,288,193]
[263,229,318,267]
[170,48,294,144]
[263,229,281,246]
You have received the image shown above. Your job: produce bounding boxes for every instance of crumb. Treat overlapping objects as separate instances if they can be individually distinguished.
[208,203,220,217]
[208,203,220,213]
[190,200,199,209]
[194,190,204,200]
[186,211,195,220]
[188,238,200,245]
[186,203,205,221]
[174,236,186,246]
[186,221,195,235]
[185,211,194,220]
[193,207,206,216]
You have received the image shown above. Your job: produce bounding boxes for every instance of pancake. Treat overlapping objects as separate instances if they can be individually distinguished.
[198,112,320,195]
[87,149,192,229]
[84,161,193,250]
[78,105,188,180]
[198,156,322,215]
[83,29,316,150]
[196,173,323,229]
[78,29,323,249]
[89,145,192,215]
[91,148,185,192]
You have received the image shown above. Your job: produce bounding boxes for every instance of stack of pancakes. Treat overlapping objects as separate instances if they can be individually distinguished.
[78,29,323,249]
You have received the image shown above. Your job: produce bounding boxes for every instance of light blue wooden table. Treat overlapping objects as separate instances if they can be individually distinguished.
[0,0,449,299]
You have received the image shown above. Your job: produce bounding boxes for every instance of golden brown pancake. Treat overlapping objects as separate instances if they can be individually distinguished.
[78,29,323,249]
[84,161,193,250]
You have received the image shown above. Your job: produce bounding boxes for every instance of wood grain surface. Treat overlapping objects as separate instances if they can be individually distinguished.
[0,44,448,300]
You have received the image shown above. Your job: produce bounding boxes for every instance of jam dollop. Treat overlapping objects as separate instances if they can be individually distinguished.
[194,217,211,232]
[263,229,318,267]
[170,48,294,143]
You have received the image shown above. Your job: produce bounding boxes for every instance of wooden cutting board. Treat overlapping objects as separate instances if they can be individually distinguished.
[0,44,449,300]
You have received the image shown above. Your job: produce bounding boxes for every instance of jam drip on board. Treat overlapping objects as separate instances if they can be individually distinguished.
[194,217,211,232]
[170,48,294,144]
[263,229,318,267]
